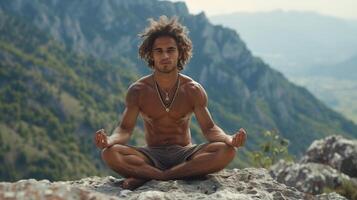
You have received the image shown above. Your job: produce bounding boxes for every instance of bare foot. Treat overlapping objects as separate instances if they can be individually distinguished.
[121,177,148,190]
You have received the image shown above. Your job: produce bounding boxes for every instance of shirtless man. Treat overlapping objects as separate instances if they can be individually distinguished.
[94,16,247,190]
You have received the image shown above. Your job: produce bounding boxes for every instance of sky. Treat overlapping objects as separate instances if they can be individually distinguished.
[169,0,357,20]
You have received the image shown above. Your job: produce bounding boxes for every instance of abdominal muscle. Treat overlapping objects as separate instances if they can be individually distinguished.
[143,116,192,147]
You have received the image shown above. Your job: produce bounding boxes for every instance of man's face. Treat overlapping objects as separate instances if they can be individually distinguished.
[152,36,179,74]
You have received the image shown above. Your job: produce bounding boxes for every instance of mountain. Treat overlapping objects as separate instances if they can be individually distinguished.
[0,11,139,181]
[210,10,357,123]
[209,10,357,75]
[1,0,357,181]
[0,0,191,73]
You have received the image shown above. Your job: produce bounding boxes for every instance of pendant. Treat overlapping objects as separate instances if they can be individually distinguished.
[165,108,170,112]
[165,93,170,101]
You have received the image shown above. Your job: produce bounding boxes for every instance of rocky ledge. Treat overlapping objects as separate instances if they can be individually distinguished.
[270,135,357,198]
[0,168,345,200]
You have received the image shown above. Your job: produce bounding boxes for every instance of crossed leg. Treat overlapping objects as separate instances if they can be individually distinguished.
[163,142,236,180]
[101,142,236,190]
[101,144,163,190]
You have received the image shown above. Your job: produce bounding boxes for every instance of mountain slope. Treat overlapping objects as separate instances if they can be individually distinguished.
[0,11,139,181]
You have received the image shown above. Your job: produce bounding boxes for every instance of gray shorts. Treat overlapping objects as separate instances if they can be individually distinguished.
[132,144,207,170]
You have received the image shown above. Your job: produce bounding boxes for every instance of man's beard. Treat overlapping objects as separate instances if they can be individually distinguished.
[156,65,176,74]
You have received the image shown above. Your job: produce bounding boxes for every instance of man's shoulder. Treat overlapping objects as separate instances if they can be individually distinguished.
[180,74,204,92]
[180,74,207,106]
[129,75,153,91]
[126,75,153,103]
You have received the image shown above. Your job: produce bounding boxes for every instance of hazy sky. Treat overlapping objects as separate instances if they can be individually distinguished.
[170,0,357,20]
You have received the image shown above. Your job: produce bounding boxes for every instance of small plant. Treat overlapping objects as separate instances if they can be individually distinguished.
[249,130,293,168]
[324,179,357,200]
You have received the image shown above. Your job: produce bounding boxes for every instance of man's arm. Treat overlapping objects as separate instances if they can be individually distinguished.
[192,83,247,147]
[192,83,232,144]
[107,83,141,146]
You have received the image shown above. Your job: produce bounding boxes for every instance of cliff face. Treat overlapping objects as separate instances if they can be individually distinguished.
[0,168,347,200]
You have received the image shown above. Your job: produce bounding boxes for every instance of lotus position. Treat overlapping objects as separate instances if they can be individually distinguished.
[94,16,247,190]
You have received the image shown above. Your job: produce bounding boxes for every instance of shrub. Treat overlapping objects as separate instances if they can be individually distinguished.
[249,130,293,168]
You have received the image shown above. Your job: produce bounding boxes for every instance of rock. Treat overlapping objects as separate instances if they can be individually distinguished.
[300,135,357,177]
[316,192,350,200]
[0,168,347,200]
[270,160,350,194]
[270,135,357,199]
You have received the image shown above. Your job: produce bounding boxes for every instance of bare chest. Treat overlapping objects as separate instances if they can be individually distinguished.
[139,87,193,122]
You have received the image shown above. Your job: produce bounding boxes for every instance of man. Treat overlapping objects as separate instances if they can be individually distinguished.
[94,16,247,190]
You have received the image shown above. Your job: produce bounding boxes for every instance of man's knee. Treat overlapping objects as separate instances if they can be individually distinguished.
[207,142,236,162]
[101,144,126,162]
[218,142,236,160]
[101,144,151,167]
[196,142,235,172]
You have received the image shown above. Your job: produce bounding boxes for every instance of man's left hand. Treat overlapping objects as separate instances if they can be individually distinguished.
[228,128,247,148]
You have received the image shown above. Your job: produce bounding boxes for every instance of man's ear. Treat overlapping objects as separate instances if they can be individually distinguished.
[178,50,182,61]
[149,52,154,68]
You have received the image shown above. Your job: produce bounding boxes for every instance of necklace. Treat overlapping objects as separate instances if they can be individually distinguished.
[165,92,170,102]
[154,74,180,112]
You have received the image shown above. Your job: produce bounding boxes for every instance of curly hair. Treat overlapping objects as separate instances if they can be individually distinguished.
[138,15,193,71]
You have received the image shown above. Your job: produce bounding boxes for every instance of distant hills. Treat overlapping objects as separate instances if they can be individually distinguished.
[211,10,357,123]
[210,10,357,75]
[1,0,356,181]
[305,54,357,80]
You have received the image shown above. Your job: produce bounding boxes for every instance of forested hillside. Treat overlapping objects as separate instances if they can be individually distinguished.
[0,12,138,181]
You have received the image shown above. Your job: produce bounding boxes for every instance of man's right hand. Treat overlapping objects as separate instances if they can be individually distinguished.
[94,129,109,149]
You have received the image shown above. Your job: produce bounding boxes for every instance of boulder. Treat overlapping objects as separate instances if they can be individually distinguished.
[270,135,357,199]
[300,135,357,177]
[270,160,350,195]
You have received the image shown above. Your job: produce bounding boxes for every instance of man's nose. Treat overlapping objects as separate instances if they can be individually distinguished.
[162,51,169,58]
